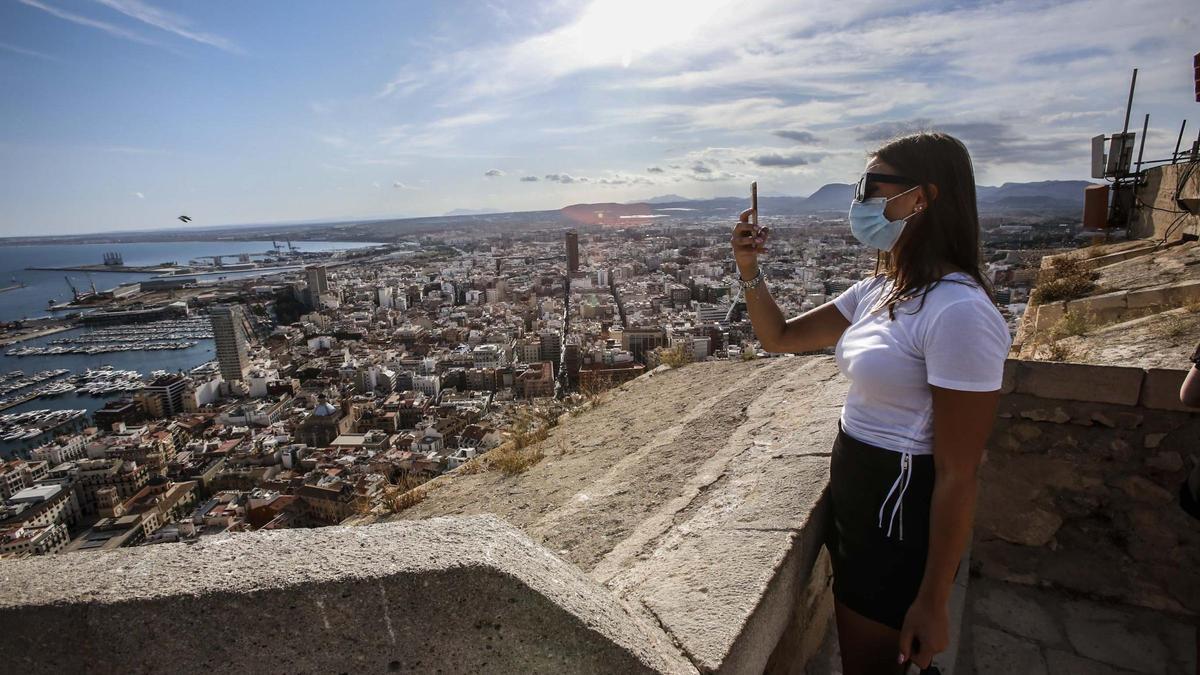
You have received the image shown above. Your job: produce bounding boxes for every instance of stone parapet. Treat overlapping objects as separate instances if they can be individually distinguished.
[0,515,696,675]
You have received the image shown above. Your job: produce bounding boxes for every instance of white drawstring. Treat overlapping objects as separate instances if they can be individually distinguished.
[877,451,913,541]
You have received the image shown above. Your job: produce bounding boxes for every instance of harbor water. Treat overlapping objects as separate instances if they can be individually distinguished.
[0,239,375,322]
[0,239,378,457]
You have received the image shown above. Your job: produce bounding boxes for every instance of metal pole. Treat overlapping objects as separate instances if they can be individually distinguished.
[1121,68,1137,136]
[1174,120,1187,163]
[1135,113,1149,178]
[1113,68,1139,181]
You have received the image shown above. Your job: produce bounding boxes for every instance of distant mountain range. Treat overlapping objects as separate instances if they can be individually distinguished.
[585,180,1095,223]
[3,180,1096,246]
[443,207,505,217]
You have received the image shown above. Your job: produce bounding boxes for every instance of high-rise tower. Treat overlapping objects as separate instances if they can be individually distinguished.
[210,304,250,383]
[565,230,579,273]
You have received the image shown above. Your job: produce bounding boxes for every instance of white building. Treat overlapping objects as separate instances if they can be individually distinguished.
[472,343,506,369]
[412,374,440,398]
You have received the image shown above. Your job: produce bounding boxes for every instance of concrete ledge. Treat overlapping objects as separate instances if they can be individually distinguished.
[1012,361,1144,406]
[0,515,696,675]
[1139,368,1197,412]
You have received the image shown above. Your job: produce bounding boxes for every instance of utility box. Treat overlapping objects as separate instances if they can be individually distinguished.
[1083,184,1110,229]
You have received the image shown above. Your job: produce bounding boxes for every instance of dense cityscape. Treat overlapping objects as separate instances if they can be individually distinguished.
[0,207,1081,558]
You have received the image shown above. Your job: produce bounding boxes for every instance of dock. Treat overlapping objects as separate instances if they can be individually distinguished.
[26,265,169,274]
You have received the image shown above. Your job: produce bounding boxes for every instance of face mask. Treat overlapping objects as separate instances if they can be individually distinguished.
[848,185,921,251]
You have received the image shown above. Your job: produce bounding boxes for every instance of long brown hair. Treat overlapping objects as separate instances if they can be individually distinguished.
[868,132,993,319]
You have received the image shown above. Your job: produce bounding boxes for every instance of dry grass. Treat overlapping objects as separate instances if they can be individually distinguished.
[1031,256,1099,304]
[1050,311,1098,340]
[457,457,486,475]
[391,485,427,511]
[487,444,545,475]
[578,373,617,407]
[1044,340,1077,362]
[1158,312,1194,340]
[658,344,692,368]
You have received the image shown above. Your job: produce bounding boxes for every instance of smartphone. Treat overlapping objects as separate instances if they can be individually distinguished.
[750,181,759,230]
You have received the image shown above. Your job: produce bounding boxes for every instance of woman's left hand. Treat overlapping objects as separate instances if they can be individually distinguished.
[898,595,949,670]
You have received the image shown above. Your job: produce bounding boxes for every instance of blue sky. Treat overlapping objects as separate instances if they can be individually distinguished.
[0,0,1196,236]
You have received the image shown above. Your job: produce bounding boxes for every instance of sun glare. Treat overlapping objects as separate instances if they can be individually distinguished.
[568,0,730,69]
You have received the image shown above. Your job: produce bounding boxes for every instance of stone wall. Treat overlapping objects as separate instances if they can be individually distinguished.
[975,360,1200,615]
[1131,163,1200,241]
[1031,280,1200,335]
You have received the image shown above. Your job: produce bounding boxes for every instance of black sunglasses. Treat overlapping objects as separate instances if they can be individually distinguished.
[854,172,918,202]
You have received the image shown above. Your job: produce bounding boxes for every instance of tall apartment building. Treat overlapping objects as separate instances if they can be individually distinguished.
[539,331,561,368]
[210,305,250,383]
[566,230,580,273]
[306,265,329,296]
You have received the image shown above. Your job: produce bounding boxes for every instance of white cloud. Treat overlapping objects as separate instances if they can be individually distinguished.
[0,40,61,62]
[17,0,161,47]
[484,169,505,177]
[317,134,350,149]
[134,191,145,199]
[93,0,242,54]
[393,181,419,190]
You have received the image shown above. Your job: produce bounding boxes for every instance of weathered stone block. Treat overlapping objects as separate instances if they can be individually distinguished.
[990,505,1062,547]
[1000,359,1018,394]
[1021,407,1071,424]
[1146,451,1184,473]
[1044,649,1137,675]
[972,582,1063,645]
[1114,412,1144,429]
[1125,285,1172,310]
[1033,303,1065,334]
[1009,422,1042,442]
[1143,432,1166,449]
[1063,600,1170,673]
[1139,368,1194,412]
[972,626,1048,675]
[1109,438,1134,462]
[1015,361,1144,406]
[1064,290,1127,316]
[1111,476,1173,503]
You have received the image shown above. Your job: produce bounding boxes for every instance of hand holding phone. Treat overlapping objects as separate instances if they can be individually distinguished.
[751,181,759,231]
[731,182,768,272]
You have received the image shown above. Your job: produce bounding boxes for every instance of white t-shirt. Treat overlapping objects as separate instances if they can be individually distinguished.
[832,271,1012,455]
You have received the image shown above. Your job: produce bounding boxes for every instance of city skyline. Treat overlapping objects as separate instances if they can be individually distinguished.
[0,0,1196,236]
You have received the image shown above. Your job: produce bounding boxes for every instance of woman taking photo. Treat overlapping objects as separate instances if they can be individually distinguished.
[729,132,1011,674]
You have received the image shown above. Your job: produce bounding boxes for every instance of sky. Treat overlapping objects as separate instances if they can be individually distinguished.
[0,0,1196,236]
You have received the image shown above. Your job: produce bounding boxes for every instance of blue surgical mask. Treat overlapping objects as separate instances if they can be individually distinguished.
[848,185,921,251]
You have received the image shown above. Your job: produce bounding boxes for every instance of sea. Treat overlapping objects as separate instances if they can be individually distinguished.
[0,240,376,422]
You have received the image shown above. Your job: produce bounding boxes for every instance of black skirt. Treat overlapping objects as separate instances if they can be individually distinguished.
[825,420,936,631]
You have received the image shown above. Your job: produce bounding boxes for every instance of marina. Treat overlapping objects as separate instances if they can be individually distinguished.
[0,407,88,455]
[4,317,212,357]
[0,369,71,397]
[69,367,146,396]
[6,342,198,356]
